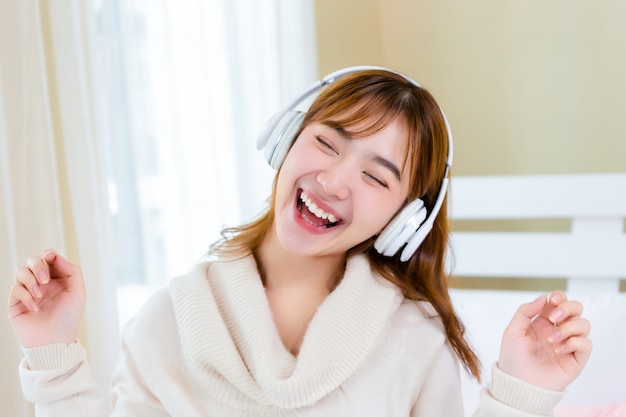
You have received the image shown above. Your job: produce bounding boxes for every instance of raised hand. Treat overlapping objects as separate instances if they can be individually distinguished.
[8,249,86,348]
[497,291,592,392]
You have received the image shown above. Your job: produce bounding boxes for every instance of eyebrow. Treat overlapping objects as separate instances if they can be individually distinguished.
[372,155,402,183]
[324,122,403,183]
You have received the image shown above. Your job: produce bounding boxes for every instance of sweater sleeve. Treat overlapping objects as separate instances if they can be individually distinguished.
[108,287,181,417]
[472,364,565,417]
[410,342,466,417]
[19,342,109,417]
[18,288,175,417]
[108,325,172,417]
[18,337,171,417]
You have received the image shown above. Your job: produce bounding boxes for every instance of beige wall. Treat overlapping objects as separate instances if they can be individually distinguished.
[314,0,383,73]
[314,0,626,176]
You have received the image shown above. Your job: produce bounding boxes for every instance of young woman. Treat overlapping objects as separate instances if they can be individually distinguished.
[8,67,591,416]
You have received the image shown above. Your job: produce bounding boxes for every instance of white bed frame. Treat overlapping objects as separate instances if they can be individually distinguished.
[447,173,626,414]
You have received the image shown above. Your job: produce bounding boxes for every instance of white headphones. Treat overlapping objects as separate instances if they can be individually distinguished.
[256,66,453,262]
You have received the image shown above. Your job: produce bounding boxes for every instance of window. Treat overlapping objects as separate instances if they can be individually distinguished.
[92,0,317,326]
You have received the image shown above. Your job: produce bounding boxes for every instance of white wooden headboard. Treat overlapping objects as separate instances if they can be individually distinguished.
[446,173,626,413]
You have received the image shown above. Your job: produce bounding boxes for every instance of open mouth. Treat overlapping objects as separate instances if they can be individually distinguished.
[297,189,342,228]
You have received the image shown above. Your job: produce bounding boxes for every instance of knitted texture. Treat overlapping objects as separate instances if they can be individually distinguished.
[168,254,403,410]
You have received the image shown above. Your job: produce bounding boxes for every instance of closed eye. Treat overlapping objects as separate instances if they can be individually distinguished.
[316,136,338,155]
[363,172,388,188]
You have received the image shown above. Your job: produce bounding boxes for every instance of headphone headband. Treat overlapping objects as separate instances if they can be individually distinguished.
[257,66,453,262]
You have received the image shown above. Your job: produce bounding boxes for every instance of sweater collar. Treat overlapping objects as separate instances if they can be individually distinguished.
[169,254,403,410]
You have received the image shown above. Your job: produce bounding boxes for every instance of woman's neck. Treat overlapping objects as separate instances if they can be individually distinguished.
[254,231,346,293]
[253,230,347,355]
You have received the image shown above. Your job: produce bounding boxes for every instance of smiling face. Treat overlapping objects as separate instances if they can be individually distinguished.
[271,117,411,260]
[249,70,450,267]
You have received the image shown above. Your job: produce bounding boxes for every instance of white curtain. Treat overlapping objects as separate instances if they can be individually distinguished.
[0,0,317,415]
[1,1,117,416]
[96,0,318,324]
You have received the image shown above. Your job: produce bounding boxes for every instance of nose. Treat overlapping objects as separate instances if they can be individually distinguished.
[316,164,351,200]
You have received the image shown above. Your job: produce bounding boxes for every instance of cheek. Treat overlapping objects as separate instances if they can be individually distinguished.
[274,171,297,214]
[357,193,404,231]
[273,156,314,210]
[280,140,315,176]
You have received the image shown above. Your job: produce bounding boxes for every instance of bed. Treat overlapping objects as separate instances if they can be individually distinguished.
[446,173,626,416]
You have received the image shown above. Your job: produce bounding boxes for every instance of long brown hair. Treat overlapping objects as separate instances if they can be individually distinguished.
[212,69,481,380]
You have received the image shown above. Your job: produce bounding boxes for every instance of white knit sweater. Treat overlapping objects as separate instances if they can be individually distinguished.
[19,254,563,416]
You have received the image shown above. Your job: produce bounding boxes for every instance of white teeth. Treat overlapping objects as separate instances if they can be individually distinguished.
[300,191,338,223]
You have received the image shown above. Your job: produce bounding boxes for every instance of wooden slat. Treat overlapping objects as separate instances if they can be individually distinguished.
[449,231,626,278]
[449,173,626,219]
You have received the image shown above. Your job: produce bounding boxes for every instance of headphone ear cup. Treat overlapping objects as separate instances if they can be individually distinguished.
[257,111,283,150]
[263,111,305,170]
[399,222,433,262]
[374,199,427,257]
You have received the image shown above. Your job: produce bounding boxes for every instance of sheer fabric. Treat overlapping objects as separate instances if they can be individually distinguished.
[0,0,317,415]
